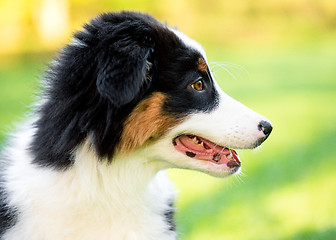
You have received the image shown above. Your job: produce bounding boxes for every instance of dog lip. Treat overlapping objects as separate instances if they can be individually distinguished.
[172,134,241,167]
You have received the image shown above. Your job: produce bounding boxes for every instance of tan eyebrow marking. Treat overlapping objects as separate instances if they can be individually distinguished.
[197,58,208,73]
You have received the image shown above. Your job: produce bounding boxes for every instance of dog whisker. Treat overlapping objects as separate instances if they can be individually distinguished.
[209,61,250,81]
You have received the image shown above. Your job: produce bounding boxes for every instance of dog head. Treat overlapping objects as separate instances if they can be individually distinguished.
[33,11,272,177]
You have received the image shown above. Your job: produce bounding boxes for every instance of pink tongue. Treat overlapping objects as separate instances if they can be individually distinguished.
[177,135,239,163]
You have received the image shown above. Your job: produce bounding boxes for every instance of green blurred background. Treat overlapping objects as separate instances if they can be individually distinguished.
[1,0,336,239]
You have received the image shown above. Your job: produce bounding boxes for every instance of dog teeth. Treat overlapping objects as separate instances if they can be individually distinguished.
[226,151,233,160]
[192,136,203,145]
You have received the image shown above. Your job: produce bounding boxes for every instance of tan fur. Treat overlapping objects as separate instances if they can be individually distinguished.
[118,92,179,153]
[197,58,208,73]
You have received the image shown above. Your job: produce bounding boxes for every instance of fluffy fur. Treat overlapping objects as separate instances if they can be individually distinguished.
[0,11,272,239]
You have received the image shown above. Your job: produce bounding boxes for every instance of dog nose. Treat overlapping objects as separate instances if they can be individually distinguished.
[258,120,273,136]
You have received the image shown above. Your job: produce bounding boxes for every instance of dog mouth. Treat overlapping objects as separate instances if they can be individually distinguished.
[172,134,241,169]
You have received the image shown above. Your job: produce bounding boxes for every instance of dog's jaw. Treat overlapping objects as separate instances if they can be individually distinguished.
[141,82,272,178]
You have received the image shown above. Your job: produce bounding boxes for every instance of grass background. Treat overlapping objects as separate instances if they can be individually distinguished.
[1,0,336,239]
[1,41,335,240]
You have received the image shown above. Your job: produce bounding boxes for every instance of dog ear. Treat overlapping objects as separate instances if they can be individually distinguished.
[96,35,155,107]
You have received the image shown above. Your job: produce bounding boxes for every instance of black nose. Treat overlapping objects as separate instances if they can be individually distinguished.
[258,120,273,136]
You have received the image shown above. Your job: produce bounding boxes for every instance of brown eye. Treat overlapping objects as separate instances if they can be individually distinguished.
[191,80,204,91]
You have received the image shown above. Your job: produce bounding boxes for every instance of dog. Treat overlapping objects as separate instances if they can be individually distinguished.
[0,11,272,240]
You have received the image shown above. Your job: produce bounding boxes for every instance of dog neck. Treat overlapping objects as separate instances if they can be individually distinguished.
[73,141,158,199]
[4,132,176,239]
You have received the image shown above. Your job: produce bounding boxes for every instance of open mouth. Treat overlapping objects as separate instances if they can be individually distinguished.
[172,134,241,169]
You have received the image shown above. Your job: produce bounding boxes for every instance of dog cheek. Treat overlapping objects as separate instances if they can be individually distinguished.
[118,92,179,153]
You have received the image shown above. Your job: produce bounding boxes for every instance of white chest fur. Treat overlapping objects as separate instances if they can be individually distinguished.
[2,128,176,240]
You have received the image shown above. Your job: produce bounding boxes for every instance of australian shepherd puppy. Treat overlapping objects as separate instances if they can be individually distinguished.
[0,11,272,240]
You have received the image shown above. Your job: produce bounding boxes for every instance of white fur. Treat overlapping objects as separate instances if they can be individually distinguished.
[169,28,207,58]
[2,125,176,240]
[69,37,87,48]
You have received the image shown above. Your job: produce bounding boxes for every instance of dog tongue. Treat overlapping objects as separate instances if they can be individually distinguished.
[175,134,240,166]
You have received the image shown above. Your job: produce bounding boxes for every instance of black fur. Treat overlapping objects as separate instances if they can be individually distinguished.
[30,11,219,170]
[0,195,17,236]
[164,201,176,232]
[0,160,17,236]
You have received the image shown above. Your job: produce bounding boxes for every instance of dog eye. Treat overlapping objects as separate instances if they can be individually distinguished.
[191,80,204,91]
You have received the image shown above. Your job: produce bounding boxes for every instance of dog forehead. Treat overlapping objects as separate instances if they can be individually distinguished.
[169,28,207,61]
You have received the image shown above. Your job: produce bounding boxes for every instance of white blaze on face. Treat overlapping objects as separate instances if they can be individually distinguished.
[170,81,270,149]
[169,28,207,59]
